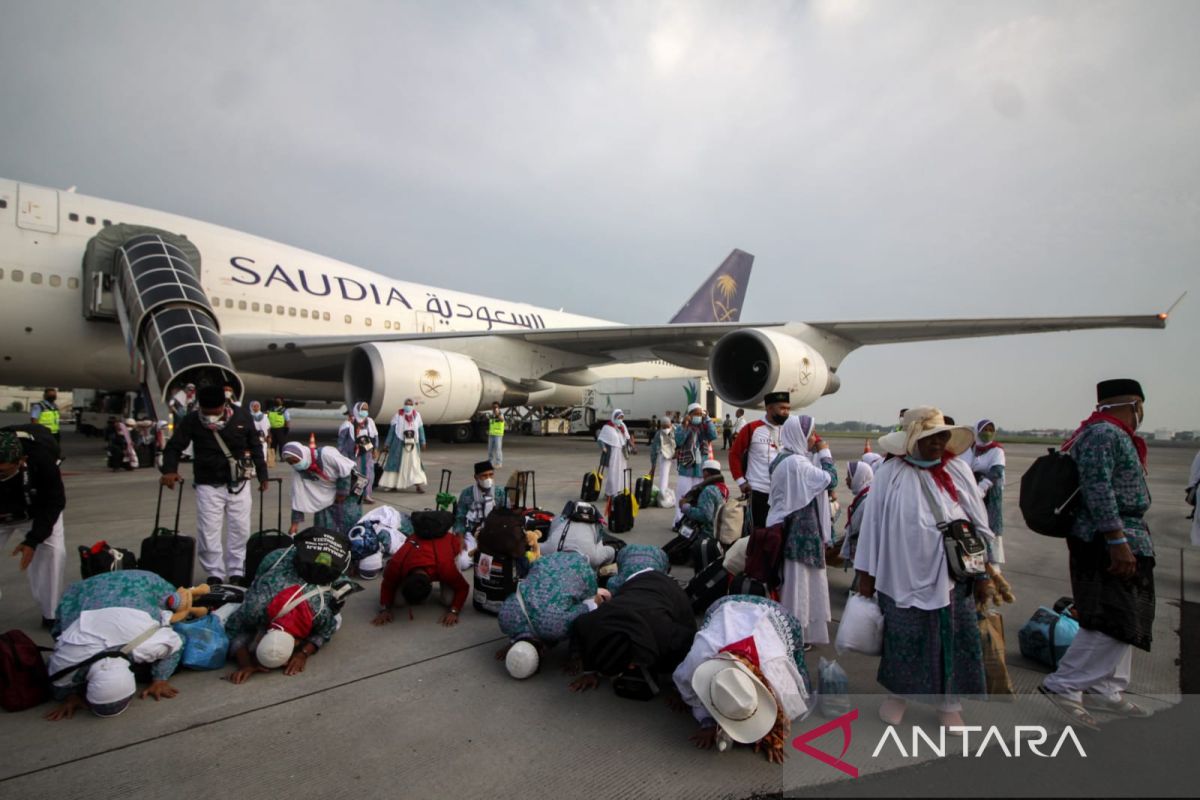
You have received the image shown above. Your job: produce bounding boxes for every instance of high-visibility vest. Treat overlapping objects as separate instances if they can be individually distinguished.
[36,404,59,434]
[268,409,287,429]
[488,417,505,437]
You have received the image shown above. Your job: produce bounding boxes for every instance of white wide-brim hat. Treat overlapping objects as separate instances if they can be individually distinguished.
[876,406,974,457]
[691,653,777,744]
[506,640,540,679]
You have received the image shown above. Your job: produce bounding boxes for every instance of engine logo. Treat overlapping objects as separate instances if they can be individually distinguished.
[799,357,812,386]
[711,274,739,322]
[420,369,443,398]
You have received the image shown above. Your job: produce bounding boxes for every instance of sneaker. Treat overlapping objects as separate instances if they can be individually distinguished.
[206,575,225,586]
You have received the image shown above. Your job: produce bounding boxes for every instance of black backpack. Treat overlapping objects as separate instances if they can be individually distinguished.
[293,527,352,585]
[411,510,454,540]
[3,424,61,463]
[1019,448,1081,537]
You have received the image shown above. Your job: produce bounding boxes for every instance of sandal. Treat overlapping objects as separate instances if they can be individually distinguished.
[1038,686,1101,731]
[1083,694,1151,718]
[878,697,907,726]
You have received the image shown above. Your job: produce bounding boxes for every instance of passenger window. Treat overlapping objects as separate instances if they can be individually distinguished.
[300,309,309,318]
[365,318,372,327]
[211,296,220,305]
[225,299,233,308]
[31,272,42,284]
[251,302,260,312]
[86,216,95,225]
[0,199,7,208]
[344,314,352,324]
[103,220,112,227]
[323,312,330,321]
[288,307,296,316]
[276,306,284,315]
[69,213,79,222]
[384,320,391,330]
[238,300,247,310]
[49,275,61,287]
[312,309,319,319]
[264,303,272,313]
[0,268,4,279]
[68,277,79,289]
[12,270,22,282]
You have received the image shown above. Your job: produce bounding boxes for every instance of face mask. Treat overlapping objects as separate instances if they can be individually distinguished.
[252,411,263,420]
[978,432,994,443]
[288,460,305,472]
[225,391,233,399]
[690,416,703,425]
[404,405,413,412]
[46,396,56,403]
[202,413,227,430]
[477,478,494,490]
[357,410,369,420]
[770,413,789,425]
[904,455,941,469]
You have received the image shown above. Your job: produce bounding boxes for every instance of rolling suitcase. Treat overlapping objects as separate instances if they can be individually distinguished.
[244,478,291,580]
[473,552,518,615]
[135,442,156,469]
[662,534,693,567]
[691,537,722,573]
[580,470,602,502]
[686,557,731,615]
[635,474,654,509]
[140,480,197,587]
[728,573,770,599]
[608,469,635,534]
[435,469,456,513]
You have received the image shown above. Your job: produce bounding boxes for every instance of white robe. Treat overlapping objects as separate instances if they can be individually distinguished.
[48,608,181,686]
[380,412,426,490]
[290,446,357,514]
[597,422,631,497]
[673,599,810,725]
[855,457,994,611]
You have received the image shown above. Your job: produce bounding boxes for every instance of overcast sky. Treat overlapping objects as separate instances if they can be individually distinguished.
[2,1,1196,430]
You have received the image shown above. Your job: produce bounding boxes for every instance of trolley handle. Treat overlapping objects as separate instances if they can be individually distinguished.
[155,477,186,535]
[260,477,284,531]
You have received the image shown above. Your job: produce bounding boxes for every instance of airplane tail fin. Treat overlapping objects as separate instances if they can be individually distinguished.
[669,249,754,324]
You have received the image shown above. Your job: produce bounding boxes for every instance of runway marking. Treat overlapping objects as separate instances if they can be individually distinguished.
[0,634,507,784]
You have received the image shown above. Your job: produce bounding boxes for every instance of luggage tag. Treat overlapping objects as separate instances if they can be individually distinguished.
[477,553,494,579]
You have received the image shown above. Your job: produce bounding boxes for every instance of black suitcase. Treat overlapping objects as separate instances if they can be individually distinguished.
[139,480,197,587]
[79,541,138,579]
[608,469,635,534]
[580,470,602,502]
[635,474,654,508]
[686,557,730,615]
[135,442,156,469]
[691,537,722,573]
[473,553,518,615]
[244,478,291,580]
[662,534,693,567]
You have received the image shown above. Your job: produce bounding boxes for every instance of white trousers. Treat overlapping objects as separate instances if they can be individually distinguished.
[780,560,832,645]
[1,514,66,620]
[674,474,700,524]
[1042,628,1133,703]
[195,483,253,581]
[653,461,673,496]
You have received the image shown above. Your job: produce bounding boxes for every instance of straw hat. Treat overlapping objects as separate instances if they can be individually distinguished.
[691,653,777,744]
[876,406,974,457]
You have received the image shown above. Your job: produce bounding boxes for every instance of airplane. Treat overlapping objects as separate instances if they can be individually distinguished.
[0,177,1169,435]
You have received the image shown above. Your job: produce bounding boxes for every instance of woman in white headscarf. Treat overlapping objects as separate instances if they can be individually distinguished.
[338,402,379,504]
[967,419,1006,563]
[767,415,837,646]
[854,406,994,729]
[597,409,636,506]
[378,399,427,493]
[840,460,875,565]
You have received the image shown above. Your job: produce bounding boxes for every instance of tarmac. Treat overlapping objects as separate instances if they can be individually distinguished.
[1,425,1198,799]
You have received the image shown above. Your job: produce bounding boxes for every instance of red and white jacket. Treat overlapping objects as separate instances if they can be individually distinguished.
[729,419,782,494]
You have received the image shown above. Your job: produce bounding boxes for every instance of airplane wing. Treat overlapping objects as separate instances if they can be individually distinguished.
[223,312,1168,383]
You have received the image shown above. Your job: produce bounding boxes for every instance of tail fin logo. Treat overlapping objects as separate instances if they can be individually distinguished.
[712,274,740,322]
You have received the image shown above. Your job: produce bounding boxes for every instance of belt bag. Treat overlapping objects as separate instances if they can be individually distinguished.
[919,475,987,582]
[212,429,251,492]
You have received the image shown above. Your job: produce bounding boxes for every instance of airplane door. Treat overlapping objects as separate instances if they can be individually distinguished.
[414,312,437,333]
[16,184,58,233]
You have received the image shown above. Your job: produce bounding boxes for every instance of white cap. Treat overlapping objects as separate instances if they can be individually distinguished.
[687,403,704,413]
[86,657,136,717]
[357,551,384,579]
[702,459,722,472]
[505,641,540,679]
[256,629,295,669]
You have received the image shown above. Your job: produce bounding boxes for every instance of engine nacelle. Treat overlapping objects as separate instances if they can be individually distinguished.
[708,328,835,408]
[345,342,523,423]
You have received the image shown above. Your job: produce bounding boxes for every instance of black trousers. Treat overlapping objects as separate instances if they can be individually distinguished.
[750,490,771,529]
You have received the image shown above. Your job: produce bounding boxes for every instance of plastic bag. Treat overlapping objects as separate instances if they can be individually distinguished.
[657,487,676,509]
[834,593,884,656]
[173,614,230,670]
[817,658,851,718]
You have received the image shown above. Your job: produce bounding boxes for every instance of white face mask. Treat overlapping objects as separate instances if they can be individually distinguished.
[691,415,703,425]
[225,391,233,399]
[252,411,263,420]
[403,405,413,412]
[202,414,226,430]
[357,410,369,420]
[477,478,494,490]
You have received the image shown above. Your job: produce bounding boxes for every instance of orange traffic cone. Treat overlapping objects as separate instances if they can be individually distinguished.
[309,432,316,448]
[863,438,872,454]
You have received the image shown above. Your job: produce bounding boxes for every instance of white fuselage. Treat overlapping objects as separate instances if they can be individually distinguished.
[0,179,692,404]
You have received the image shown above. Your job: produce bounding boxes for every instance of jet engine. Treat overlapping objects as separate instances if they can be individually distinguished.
[707,328,838,408]
[345,342,526,422]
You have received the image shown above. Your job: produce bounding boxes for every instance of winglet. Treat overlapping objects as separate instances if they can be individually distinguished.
[669,249,754,324]
[1161,291,1187,322]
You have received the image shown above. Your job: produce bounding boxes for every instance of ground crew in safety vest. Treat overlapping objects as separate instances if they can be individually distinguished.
[267,396,291,459]
[487,402,505,468]
[29,388,61,443]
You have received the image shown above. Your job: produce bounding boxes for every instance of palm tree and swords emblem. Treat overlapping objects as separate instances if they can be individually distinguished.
[420,369,443,398]
[711,274,740,322]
